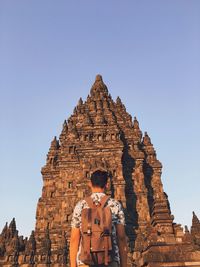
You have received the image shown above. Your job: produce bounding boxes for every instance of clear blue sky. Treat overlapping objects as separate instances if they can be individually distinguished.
[0,1,200,237]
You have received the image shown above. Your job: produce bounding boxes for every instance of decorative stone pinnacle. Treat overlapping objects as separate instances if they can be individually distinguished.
[90,74,108,97]
[95,74,103,82]
[78,97,83,106]
[50,136,59,150]
[60,120,68,138]
[30,230,35,236]
[1,222,8,235]
[133,117,139,128]
[185,226,189,233]
[192,212,200,224]
[9,218,16,229]
[73,107,77,114]
[144,132,151,140]
[53,136,57,143]
[116,96,122,105]
[143,132,152,146]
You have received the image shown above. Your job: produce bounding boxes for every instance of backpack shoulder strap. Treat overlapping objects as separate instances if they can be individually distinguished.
[100,195,110,208]
[84,196,95,209]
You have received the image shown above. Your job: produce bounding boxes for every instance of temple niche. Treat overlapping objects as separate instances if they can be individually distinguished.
[0,75,200,266]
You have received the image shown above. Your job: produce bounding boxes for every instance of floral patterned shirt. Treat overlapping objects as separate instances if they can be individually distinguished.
[71,192,125,265]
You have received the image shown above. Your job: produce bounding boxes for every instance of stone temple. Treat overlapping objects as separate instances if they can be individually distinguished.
[0,75,200,267]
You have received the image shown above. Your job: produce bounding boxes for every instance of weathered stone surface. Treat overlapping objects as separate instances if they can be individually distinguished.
[0,75,200,266]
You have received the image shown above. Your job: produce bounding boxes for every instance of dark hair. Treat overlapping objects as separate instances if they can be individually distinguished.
[90,170,109,189]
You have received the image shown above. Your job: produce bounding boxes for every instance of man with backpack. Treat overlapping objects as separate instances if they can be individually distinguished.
[70,170,127,267]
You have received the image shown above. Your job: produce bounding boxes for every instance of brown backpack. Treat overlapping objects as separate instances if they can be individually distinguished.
[80,195,112,266]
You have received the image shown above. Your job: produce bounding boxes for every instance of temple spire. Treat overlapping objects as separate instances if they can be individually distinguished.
[191,212,200,233]
[95,74,103,82]
[9,218,17,238]
[191,212,200,246]
[116,96,122,106]
[1,222,8,238]
[50,136,59,150]
[143,132,152,145]
[90,74,108,98]
[192,212,200,224]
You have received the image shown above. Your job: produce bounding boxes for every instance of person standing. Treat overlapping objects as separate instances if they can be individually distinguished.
[70,170,127,267]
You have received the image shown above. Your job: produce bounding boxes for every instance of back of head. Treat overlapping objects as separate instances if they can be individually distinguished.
[90,170,108,189]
